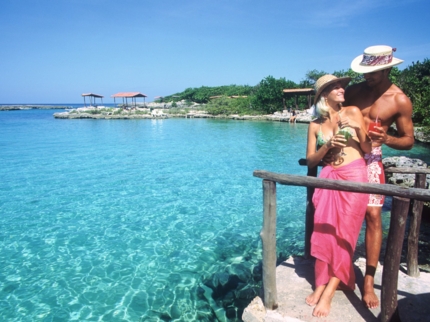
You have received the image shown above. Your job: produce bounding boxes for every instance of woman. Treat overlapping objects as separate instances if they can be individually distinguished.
[305,75,371,317]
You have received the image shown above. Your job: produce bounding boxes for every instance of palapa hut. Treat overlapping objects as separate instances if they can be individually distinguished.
[82,93,104,107]
[111,92,147,108]
[282,88,314,110]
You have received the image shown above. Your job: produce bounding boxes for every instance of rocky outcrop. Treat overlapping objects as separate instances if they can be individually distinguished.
[53,107,168,119]
[414,127,430,143]
[382,156,429,189]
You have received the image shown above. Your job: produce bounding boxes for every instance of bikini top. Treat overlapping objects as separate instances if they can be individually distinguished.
[316,123,355,147]
[317,127,331,146]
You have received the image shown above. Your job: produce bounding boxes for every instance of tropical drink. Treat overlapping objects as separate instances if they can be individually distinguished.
[336,128,352,157]
[337,128,352,140]
[368,120,381,132]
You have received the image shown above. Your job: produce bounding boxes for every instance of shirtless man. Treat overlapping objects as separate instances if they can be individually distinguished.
[344,45,414,309]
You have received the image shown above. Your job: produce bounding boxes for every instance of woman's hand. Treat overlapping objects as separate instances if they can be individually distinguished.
[322,134,347,165]
[338,116,350,129]
[339,115,362,130]
[327,134,347,149]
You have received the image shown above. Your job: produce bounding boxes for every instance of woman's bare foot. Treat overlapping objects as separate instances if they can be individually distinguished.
[311,276,340,317]
[363,276,379,309]
[312,292,333,317]
[306,285,326,306]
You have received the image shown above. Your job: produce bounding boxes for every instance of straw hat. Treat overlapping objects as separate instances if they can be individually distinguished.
[351,45,403,74]
[313,74,351,104]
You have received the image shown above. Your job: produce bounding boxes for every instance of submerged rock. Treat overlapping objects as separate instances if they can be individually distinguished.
[201,264,261,321]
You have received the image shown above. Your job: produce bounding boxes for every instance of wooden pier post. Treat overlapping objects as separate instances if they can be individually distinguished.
[305,166,317,259]
[260,179,278,310]
[407,173,426,277]
[381,196,410,322]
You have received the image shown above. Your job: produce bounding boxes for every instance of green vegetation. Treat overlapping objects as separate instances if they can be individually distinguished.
[251,76,297,114]
[160,59,429,131]
[168,108,191,115]
[396,59,430,131]
[205,96,255,116]
[87,109,103,115]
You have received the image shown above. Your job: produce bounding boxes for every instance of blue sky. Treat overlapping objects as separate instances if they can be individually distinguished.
[1,0,429,104]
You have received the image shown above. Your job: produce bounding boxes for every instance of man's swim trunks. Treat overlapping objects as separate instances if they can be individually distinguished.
[365,146,385,207]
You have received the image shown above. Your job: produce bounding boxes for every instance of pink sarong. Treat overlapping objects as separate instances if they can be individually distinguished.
[311,158,368,290]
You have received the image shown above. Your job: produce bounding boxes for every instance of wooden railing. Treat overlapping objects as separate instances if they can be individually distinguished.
[298,159,430,278]
[253,169,430,322]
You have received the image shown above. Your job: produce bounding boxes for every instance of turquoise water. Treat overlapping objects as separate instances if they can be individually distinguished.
[0,109,429,321]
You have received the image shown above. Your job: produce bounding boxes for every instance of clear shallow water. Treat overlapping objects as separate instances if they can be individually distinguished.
[0,109,429,321]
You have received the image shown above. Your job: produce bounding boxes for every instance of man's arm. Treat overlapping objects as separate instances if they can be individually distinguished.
[371,94,414,150]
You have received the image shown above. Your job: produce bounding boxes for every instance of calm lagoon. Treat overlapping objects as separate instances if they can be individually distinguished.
[1,109,429,321]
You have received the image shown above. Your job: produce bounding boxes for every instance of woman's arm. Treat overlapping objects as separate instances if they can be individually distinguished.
[306,122,335,168]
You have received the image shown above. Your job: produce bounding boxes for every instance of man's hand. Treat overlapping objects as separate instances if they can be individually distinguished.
[368,126,387,145]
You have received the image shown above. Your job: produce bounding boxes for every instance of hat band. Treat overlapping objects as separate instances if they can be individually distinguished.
[361,52,393,66]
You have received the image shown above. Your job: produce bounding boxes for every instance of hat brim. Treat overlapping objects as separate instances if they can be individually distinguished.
[351,55,403,74]
[314,77,351,105]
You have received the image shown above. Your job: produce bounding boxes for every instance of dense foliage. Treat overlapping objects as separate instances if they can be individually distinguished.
[396,59,430,128]
[205,96,254,116]
[162,59,430,131]
[164,85,254,104]
[251,76,297,114]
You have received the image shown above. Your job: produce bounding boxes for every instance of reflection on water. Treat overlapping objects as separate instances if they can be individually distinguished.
[0,110,429,321]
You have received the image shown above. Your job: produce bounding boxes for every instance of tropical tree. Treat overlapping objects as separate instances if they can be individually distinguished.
[332,69,364,85]
[397,59,430,128]
[251,76,297,114]
[388,66,401,85]
[300,69,327,87]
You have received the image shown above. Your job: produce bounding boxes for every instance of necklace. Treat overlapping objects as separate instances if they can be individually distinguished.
[337,107,343,126]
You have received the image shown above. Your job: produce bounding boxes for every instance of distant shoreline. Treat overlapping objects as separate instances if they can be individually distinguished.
[0,104,74,110]
[3,105,429,143]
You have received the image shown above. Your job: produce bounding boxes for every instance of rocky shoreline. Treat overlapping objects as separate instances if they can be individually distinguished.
[51,106,314,123]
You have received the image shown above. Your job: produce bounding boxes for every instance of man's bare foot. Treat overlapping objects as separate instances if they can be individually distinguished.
[306,285,326,306]
[363,276,379,309]
[312,293,333,317]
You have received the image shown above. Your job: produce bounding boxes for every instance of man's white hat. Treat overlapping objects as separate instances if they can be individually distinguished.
[351,45,403,74]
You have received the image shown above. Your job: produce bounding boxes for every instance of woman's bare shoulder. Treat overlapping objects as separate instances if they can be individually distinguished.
[308,119,320,132]
[309,118,322,127]
[343,105,361,116]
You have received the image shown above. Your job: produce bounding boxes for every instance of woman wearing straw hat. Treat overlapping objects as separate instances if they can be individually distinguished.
[305,74,371,317]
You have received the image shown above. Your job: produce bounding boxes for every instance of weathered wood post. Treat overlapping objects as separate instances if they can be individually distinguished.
[260,179,278,309]
[407,173,426,277]
[298,158,319,258]
[381,196,410,322]
[305,166,317,258]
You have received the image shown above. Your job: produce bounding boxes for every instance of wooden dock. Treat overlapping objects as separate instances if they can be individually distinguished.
[242,256,430,322]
